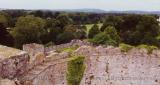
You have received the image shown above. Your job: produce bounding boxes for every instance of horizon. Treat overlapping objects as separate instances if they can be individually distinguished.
[0,0,160,11]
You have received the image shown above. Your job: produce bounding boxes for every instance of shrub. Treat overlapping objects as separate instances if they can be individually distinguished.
[119,43,134,52]
[90,32,110,44]
[66,55,85,85]
[137,44,158,54]
[90,32,118,46]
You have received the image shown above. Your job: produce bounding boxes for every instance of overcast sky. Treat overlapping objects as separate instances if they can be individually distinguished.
[0,0,160,11]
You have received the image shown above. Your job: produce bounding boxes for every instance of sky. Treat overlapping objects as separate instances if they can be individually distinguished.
[0,0,160,11]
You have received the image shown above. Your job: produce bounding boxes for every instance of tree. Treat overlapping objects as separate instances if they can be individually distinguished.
[104,26,120,45]
[56,13,72,29]
[91,32,117,46]
[88,24,100,38]
[0,23,14,46]
[56,32,75,44]
[90,26,120,46]
[0,12,9,27]
[11,15,46,48]
[101,15,123,31]
[121,15,160,46]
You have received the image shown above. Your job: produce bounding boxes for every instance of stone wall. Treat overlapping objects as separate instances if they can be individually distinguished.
[31,62,67,85]
[74,46,160,85]
[0,52,29,79]
[23,43,45,70]
[45,39,92,53]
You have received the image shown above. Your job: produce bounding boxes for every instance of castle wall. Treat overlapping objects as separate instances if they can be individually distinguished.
[75,46,160,85]
[0,53,29,79]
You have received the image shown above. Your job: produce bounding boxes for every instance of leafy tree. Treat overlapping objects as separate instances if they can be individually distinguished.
[11,15,46,48]
[0,12,9,27]
[75,28,86,39]
[101,15,123,31]
[48,27,62,42]
[0,23,14,46]
[56,13,73,29]
[56,32,75,44]
[90,32,117,46]
[104,26,120,45]
[90,26,120,46]
[121,15,160,46]
[88,24,100,38]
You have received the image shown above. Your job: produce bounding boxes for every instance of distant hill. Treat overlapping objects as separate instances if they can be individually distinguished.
[53,9,107,13]
[0,8,160,15]
[107,11,160,15]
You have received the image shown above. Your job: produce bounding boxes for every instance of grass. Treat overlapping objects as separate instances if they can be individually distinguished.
[119,43,134,52]
[56,45,79,53]
[137,44,158,54]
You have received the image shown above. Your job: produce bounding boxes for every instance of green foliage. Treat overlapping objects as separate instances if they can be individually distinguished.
[56,13,72,28]
[56,32,75,44]
[90,32,117,46]
[48,27,62,42]
[85,23,102,35]
[137,44,158,54]
[0,14,8,27]
[119,43,134,52]
[88,24,100,38]
[90,32,108,44]
[66,55,85,85]
[90,26,120,46]
[11,15,46,48]
[101,16,123,31]
[104,26,120,45]
[56,45,79,53]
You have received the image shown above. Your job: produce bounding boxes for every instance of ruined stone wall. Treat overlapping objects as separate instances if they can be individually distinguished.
[0,53,29,79]
[23,43,45,70]
[23,43,45,57]
[45,39,92,53]
[31,62,67,85]
[74,46,160,85]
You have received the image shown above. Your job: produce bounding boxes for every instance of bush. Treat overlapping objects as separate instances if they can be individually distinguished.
[137,44,158,54]
[90,32,110,44]
[66,55,85,85]
[119,43,134,52]
[90,32,119,46]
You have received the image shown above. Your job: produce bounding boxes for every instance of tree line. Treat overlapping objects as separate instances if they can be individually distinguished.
[0,10,160,48]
